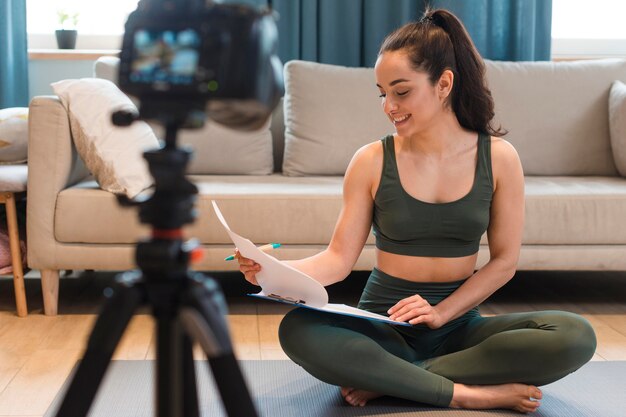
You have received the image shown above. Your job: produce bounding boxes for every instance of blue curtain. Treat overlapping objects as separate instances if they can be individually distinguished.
[223,0,551,66]
[434,0,552,61]
[0,0,29,108]
[270,0,423,67]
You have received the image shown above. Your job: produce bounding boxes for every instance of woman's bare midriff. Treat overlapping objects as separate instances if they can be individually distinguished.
[376,249,478,282]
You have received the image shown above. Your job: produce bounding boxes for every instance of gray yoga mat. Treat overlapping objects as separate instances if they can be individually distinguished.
[46,360,626,417]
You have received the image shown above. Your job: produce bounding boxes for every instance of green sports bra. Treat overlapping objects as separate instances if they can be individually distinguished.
[372,133,493,258]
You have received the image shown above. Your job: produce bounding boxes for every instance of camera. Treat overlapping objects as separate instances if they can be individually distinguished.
[116,0,284,130]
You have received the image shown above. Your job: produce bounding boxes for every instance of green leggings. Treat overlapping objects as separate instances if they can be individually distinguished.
[278,268,597,407]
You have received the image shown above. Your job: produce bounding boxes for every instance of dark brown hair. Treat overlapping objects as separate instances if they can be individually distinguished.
[379,8,505,137]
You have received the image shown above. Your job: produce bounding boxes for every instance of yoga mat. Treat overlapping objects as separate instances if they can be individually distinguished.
[46,360,626,417]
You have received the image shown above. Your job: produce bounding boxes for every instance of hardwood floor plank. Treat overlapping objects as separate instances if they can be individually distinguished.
[40,315,95,350]
[0,349,26,395]
[260,348,290,360]
[0,349,82,416]
[591,314,626,338]
[581,314,626,361]
[227,314,261,360]
[112,315,154,360]
[0,314,58,356]
[258,313,286,351]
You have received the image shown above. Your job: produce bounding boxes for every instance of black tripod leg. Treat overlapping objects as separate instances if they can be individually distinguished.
[180,276,258,417]
[155,307,184,417]
[182,333,200,417]
[153,312,199,417]
[55,277,143,417]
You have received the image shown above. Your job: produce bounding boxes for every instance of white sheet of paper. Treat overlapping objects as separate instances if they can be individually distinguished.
[211,201,410,326]
[212,200,328,307]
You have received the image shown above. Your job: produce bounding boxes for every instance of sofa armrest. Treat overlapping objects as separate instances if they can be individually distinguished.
[26,96,91,269]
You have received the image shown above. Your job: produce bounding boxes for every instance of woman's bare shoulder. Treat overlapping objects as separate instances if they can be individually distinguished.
[350,137,385,169]
[488,136,524,185]
[344,138,386,195]
[490,136,522,164]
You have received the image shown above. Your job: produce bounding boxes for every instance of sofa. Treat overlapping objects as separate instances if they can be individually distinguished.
[27,57,626,315]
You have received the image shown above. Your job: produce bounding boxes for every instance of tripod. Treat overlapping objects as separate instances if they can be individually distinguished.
[53,121,259,417]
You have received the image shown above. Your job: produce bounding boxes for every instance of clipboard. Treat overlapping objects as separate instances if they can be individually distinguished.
[211,200,411,327]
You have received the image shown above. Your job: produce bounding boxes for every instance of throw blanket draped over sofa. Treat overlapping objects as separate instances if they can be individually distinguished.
[27,57,626,315]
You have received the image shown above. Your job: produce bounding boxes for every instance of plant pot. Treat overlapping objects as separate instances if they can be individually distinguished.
[55,29,78,49]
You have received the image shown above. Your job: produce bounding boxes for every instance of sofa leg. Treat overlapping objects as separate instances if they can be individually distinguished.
[41,269,60,316]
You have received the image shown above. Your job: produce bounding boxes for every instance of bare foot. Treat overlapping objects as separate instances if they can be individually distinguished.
[450,383,543,413]
[340,386,383,407]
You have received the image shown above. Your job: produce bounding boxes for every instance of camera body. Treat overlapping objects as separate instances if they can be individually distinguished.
[117,0,283,129]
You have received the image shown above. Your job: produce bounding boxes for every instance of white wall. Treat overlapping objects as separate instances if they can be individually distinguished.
[28,59,96,100]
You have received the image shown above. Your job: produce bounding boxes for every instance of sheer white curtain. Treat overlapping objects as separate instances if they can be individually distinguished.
[552,0,626,58]
[26,0,138,49]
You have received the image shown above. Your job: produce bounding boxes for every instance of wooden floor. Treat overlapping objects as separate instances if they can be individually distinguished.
[1,270,626,417]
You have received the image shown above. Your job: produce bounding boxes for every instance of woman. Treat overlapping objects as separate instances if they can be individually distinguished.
[236,9,596,413]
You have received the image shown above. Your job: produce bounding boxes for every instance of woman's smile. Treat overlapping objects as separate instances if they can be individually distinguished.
[391,113,412,126]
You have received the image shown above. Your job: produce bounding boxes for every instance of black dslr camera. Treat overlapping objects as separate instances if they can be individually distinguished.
[117,0,284,130]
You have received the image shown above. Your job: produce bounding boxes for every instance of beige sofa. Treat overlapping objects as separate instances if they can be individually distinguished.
[27,57,626,315]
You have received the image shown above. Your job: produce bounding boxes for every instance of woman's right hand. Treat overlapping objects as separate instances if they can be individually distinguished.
[235,249,262,286]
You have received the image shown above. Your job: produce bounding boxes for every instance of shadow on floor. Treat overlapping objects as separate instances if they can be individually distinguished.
[1,269,625,316]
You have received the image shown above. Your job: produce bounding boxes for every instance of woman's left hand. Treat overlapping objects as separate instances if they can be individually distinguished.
[388,295,446,329]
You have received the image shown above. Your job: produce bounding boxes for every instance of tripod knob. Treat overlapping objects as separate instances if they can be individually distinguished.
[112,109,140,126]
[190,247,204,264]
[116,193,143,207]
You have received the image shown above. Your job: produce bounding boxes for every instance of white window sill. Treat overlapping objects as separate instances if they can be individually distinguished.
[551,38,626,60]
[28,49,119,61]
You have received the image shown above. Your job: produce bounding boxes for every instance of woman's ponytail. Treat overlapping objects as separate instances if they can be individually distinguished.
[379,8,505,137]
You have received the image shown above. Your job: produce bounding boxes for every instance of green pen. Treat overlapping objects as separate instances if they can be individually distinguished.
[224,243,281,261]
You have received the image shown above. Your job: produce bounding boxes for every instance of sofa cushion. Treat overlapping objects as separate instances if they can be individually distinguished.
[54,175,626,246]
[485,59,626,176]
[55,175,354,245]
[51,78,159,198]
[0,165,28,192]
[92,56,274,175]
[609,80,626,176]
[523,176,626,244]
[0,107,29,164]
[282,60,392,176]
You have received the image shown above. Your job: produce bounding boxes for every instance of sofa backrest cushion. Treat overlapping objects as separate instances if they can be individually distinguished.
[609,80,626,176]
[282,58,626,177]
[93,56,274,175]
[149,119,274,175]
[282,61,393,176]
[485,58,626,176]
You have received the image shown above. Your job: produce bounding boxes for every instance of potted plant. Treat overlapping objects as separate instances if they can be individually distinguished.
[55,9,79,49]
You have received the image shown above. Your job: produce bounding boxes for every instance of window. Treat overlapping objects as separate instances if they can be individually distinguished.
[552,0,626,59]
[28,0,626,57]
[27,0,139,49]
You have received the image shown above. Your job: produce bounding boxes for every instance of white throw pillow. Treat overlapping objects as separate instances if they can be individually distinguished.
[282,60,393,176]
[0,107,29,164]
[51,78,160,197]
[609,80,626,176]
